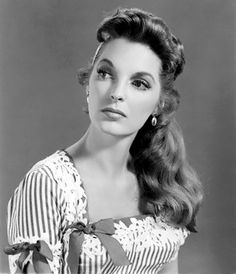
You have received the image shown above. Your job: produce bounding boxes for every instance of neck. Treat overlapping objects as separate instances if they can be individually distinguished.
[76,125,136,177]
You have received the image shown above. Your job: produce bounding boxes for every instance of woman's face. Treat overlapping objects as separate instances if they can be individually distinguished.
[88,38,162,137]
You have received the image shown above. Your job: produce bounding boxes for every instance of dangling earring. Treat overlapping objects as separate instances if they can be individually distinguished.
[151,115,157,126]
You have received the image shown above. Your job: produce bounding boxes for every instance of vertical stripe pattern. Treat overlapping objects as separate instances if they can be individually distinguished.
[6,150,188,273]
[7,166,64,273]
[8,170,61,245]
[76,223,181,273]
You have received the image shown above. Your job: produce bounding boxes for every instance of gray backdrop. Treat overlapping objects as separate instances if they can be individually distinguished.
[0,0,235,273]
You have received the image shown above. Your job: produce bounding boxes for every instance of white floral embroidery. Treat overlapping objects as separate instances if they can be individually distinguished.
[82,235,107,258]
[39,151,188,267]
[113,216,189,253]
[32,151,87,224]
[8,150,190,273]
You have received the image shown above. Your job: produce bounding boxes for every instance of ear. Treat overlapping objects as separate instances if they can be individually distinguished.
[152,99,165,115]
[152,104,159,116]
[86,86,89,97]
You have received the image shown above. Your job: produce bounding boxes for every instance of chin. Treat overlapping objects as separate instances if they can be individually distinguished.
[98,122,136,138]
[100,125,127,137]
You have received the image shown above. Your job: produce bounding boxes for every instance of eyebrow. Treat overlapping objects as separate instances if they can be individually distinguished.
[98,58,156,83]
[132,72,156,83]
[98,58,114,67]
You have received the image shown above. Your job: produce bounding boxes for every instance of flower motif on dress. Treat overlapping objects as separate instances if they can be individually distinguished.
[35,151,87,224]
[113,216,189,254]
[27,151,89,272]
[82,235,107,258]
[10,150,190,273]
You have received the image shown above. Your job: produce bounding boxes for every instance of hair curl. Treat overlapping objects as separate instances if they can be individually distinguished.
[78,8,203,232]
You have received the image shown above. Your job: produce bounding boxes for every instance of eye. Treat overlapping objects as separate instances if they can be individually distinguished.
[132,79,151,90]
[97,68,112,80]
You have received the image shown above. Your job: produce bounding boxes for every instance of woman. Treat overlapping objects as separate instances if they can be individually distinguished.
[5,7,203,274]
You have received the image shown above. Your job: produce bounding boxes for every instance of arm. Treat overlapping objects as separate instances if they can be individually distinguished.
[7,170,62,273]
[159,256,179,274]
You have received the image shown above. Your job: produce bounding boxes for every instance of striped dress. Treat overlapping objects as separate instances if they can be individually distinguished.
[6,150,189,273]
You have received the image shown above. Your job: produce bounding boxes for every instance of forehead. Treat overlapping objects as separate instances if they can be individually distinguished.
[95,38,162,76]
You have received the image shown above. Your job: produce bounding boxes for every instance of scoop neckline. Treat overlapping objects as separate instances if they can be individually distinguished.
[58,149,154,225]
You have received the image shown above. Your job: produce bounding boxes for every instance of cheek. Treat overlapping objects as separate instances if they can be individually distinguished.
[89,81,111,106]
[88,92,100,116]
[88,83,109,117]
[127,100,156,130]
[130,95,160,118]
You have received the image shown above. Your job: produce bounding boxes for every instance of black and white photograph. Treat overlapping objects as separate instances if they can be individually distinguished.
[0,1,235,273]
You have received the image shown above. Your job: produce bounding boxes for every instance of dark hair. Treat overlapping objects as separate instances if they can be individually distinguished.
[78,8,203,232]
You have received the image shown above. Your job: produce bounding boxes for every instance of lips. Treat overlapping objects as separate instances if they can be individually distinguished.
[101,107,126,117]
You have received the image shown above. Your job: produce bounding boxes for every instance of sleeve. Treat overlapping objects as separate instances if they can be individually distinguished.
[6,170,64,273]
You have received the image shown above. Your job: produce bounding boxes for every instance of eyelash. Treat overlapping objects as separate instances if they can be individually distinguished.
[96,67,151,90]
[97,68,112,80]
[132,79,151,90]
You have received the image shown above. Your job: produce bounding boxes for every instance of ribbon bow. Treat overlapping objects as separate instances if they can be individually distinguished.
[67,218,130,273]
[4,240,53,271]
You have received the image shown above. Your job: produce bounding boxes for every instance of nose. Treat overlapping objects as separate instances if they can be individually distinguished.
[109,81,125,102]
[110,94,124,102]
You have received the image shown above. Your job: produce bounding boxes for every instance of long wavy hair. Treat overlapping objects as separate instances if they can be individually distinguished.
[78,8,203,232]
